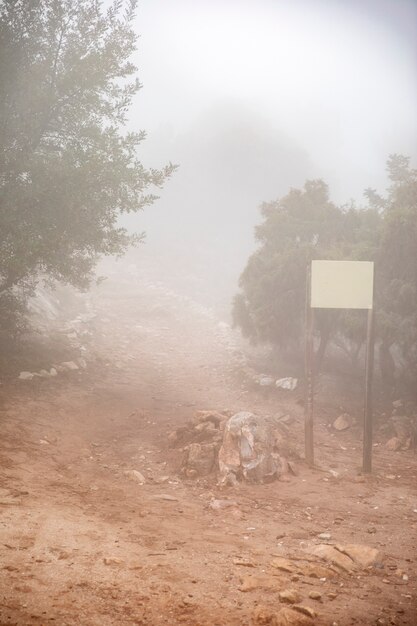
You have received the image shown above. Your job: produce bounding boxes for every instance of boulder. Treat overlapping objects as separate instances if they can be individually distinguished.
[335,543,380,568]
[218,412,284,484]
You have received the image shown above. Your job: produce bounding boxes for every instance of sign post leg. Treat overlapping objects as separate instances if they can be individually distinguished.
[363,308,375,473]
[305,265,314,467]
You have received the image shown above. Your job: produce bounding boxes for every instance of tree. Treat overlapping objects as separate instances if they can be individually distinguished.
[0,0,175,333]
[233,157,417,402]
[372,155,417,399]
[233,180,380,370]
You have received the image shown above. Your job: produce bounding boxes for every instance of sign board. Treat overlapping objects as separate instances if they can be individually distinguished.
[311,260,374,309]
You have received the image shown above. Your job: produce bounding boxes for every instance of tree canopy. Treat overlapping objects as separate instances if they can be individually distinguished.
[233,155,417,401]
[0,0,175,332]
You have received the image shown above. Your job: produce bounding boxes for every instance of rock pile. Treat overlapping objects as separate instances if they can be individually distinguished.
[169,410,296,484]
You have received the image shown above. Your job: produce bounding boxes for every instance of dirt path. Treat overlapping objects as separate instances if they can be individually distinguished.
[0,272,416,625]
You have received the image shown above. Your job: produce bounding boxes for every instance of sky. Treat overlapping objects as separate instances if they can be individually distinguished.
[131,0,417,195]
[122,0,417,302]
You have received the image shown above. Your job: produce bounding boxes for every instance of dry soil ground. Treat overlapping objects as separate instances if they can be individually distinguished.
[0,266,416,626]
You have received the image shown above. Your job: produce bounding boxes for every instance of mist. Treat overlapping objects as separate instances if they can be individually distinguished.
[1,2,417,623]
[119,0,417,311]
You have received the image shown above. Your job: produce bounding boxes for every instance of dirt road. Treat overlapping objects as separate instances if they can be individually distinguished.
[0,269,416,625]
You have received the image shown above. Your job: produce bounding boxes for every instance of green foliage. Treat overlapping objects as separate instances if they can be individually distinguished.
[233,157,417,398]
[233,180,378,352]
[0,0,176,331]
[376,155,417,395]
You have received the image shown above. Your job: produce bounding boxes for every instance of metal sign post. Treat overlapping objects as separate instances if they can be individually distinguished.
[304,265,314,467]
[363,307,375,472]
[305,260,375,473]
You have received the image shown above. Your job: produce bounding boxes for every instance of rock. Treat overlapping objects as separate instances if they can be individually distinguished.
[124,470,146,484]
[218,412,284,484]
[335,543,380,568]
[309,543,381,572]
[239,575,280,592]
[61,361,79,371]
[385,436,401,451]
[194,410,227,427]
[39,369,50,377]
[279,589,302,604]
[18,371,34,380]
[103,556,123,565]
[308,591,322,601]
[258,375,275,387]
[293,606,317,619]
[167,431,178,445]
[318,532,331,540]
[77,357,87,369]
[150,494,178,502]
[252,606,314,626]
[209,499,238,511]
[49,368,58,377]
[333,413,352,431]
[234,558,256,567]
[301,562,337,579]
[182,442,217,476]
[270,557,294,573]
[391,416,414,449]
[252,606,275,624]
[308,544,356,572]
[276,377,298,391]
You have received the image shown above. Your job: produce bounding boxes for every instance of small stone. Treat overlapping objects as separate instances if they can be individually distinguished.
[233,559,255,567]
[150,494,178,502]
[18,371,34,380]
[293,605,317,619]
[327,592,338,600]
[318,532,331,540]
[279,589,302,604]
[385,437,401,451]
[49,368,58,376]
[308,591,322,601]
[124,470,146,484]
[103,557,123,565]
[333,413,352,431]
[270,557,294,573]
[61,361,79,371]
[239,575,280,592]
[209,499,238,510]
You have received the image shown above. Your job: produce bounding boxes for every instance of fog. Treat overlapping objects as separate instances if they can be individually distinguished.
[121,0,417,311]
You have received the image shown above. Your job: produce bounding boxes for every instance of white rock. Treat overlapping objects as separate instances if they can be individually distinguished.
[276,377,298,391]
[61,361,79,371]
[49,368,58,377]
[18,372,34,380]
[258,375,275,387]
[318,532,332,540]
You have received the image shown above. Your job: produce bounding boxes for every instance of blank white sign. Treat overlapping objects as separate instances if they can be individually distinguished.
[311,260,374,309]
